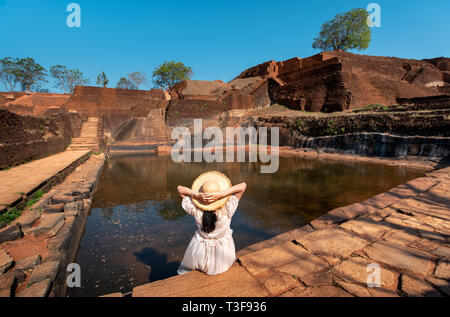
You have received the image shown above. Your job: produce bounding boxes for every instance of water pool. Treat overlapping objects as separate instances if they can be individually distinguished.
[69,154,425,296]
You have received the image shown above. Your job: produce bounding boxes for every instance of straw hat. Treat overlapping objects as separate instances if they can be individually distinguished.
[192,171,231,211]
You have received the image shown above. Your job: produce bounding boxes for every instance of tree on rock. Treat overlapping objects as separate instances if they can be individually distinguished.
[116,77,136,90]
[14,57,48,93]
[50,65,90,93]
[152,61,193,90]
[128,71,148,89]
[96,71,109,88]
[312,8,371,52]
[0,57,20,91]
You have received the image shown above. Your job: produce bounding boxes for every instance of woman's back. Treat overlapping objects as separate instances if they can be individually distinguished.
[181,195,239,240]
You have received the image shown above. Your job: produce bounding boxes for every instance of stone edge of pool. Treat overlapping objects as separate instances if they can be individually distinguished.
[0,154,106,297]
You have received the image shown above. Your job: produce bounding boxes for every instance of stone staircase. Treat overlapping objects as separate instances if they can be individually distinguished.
[67,117,101,151]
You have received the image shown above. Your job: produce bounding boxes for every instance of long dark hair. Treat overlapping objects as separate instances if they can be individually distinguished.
[201,210,217,233]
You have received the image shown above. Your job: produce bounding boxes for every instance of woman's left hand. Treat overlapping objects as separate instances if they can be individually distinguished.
[202,192,223,204]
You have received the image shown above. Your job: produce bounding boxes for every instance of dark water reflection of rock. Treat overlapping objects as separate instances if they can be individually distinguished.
[69,154,425,297]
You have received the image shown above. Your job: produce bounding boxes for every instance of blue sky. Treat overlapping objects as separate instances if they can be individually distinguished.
[0,0,449,92]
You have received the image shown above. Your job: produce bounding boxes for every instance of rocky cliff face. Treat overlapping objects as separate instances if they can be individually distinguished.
[237,51,448,112]
[248,98,450,158]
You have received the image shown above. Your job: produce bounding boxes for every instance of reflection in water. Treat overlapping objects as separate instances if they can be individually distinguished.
[69,154,425,297]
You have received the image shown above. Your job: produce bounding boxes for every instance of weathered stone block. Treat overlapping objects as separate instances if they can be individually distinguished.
[12,211,40,229]
[401,274,442,297]
[339,216,392,240]
[434,259,450,280]
[45,203,64,214]
[17,278,52,297]
[51,194,74,204]
[256,270,300,296]
[0,271,17,297]
[28,260,60,285]
[64,200,83,217]
[0,249,14,274]
[27,213,65,237]
[0,224,23,243]
[299,271,333,287]
[333,280,372,297]
[295,228,369,265]
[332,256,398,290]
[14,254,42,271]
[47,218,74,251]
[431,245,450,258]
[426,277,450,296]
[132,263,269,297]
[274,249,329,278]
[363,241,435,277]
[238,242,309,275]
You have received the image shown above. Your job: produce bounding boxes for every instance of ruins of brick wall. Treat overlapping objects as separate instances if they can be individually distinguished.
[1,93,71,117]
[64,86,169,132]
[0,92,27,107]
[0,108,83,169]
[166,99,226,126]
[170,80,232,100]
[166,79,262,127]
[236,51,447,112]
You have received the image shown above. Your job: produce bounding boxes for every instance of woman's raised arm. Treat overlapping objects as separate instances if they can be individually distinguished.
[220,182,247,200]
[177,185,194,198]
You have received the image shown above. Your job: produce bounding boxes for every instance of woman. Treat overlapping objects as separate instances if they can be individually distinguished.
[177,171,247,275]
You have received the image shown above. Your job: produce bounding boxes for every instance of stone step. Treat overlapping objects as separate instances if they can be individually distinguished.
[26,213,65,237]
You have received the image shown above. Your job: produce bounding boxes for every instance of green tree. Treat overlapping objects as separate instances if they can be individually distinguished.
[312,8,371,52]
[152,61,193,90]
[50,65,89,93]
[0,57,20,91]
[116,77,136,90]
[128,71,147,89]
[14,57,47,92]
[96,71,109,88]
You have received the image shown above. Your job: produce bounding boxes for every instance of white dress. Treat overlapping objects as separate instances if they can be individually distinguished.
[177,195,239,276]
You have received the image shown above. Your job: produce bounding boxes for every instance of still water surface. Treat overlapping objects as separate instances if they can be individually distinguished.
[69,154,425,296]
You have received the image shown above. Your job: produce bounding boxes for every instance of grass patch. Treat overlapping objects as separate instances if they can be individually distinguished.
[0,207,22,224]
[0,189,44,225]
[355,103,389,112]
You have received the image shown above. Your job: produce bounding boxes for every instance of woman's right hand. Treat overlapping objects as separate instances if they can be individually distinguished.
[193,192,208,204]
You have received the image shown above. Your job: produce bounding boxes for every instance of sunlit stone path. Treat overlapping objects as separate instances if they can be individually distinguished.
[119,165,450,298]
[0,150,90,211]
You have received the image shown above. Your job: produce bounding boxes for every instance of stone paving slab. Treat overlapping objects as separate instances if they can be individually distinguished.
[363,241,435,277]
[0,150,89,208]
[132,263,269,297]
[238,241,310,275]
[295,228,370,265]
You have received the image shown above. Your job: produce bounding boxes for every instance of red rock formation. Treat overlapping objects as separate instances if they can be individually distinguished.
[0,92,27,107]
[236,51,447,112]
[169,80,232,100]
[1,93,70,116]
